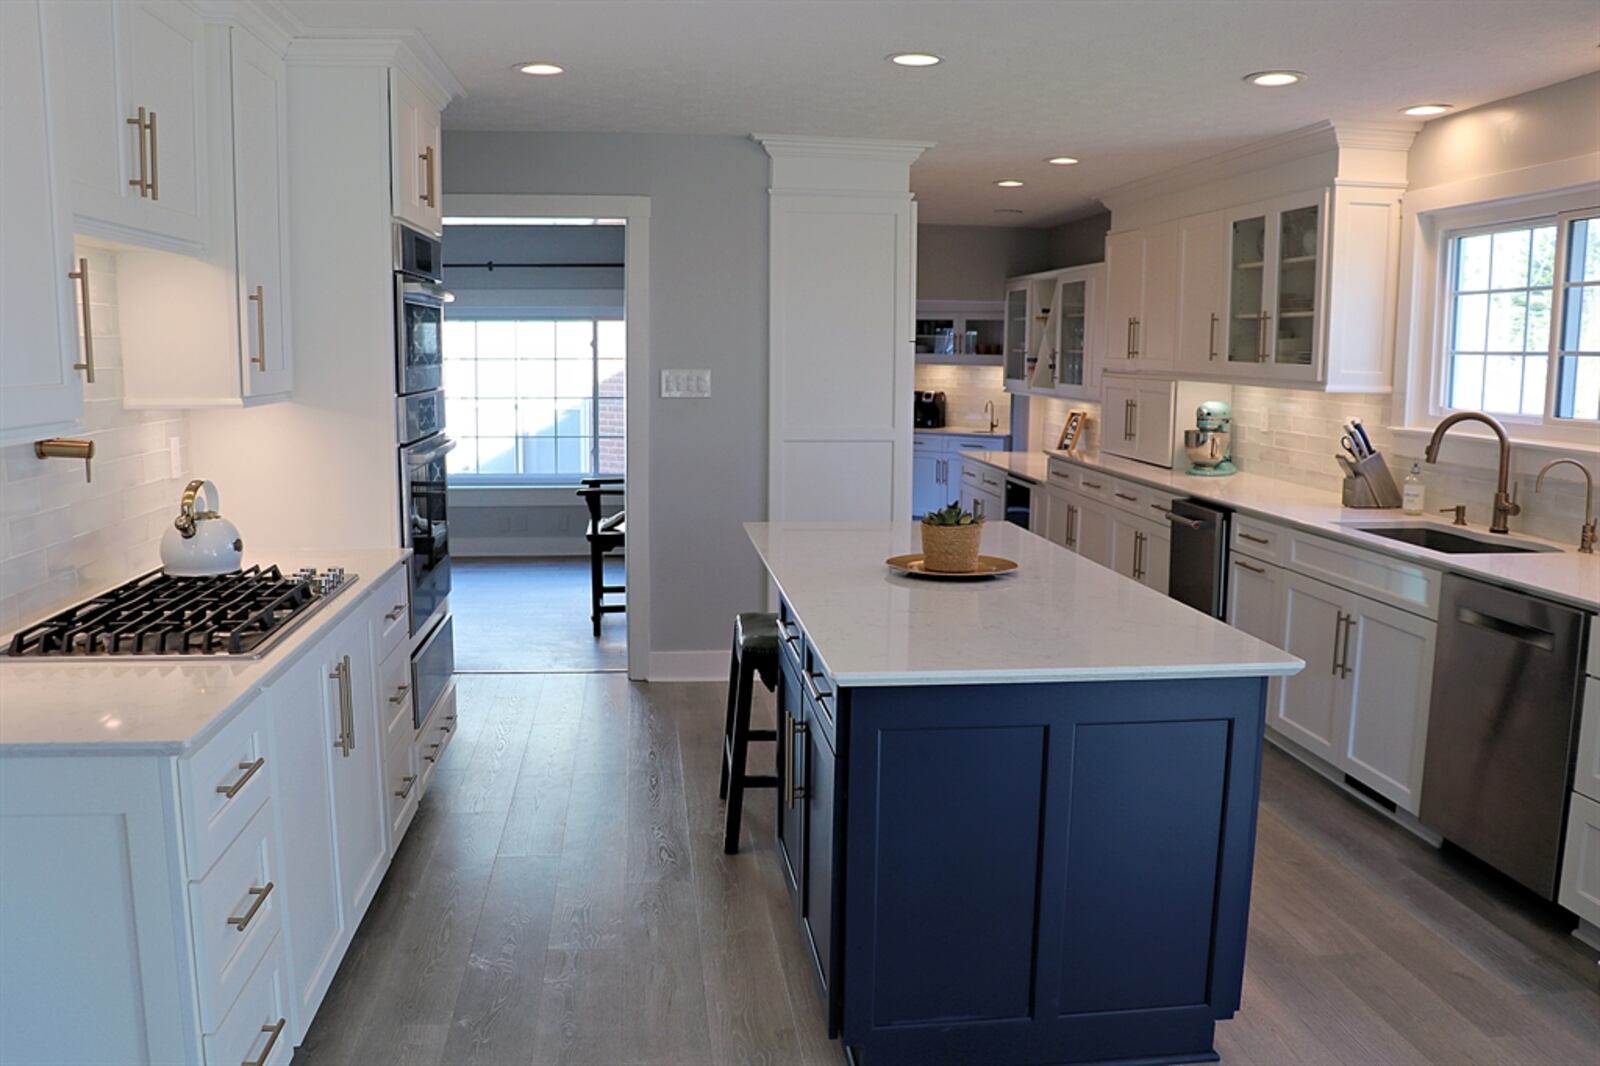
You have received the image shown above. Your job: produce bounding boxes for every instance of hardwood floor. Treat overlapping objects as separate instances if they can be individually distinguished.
[292,673,1600,1066]
[451,560,626,673]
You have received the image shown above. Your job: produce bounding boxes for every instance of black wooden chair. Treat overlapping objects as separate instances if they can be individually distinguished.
[575,477,625,636]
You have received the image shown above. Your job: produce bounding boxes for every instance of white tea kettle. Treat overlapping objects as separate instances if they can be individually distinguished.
[160,479,244,576]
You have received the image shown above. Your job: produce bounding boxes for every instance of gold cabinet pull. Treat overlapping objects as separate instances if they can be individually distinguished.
[1238,531,1269,546]
[394,774,417,800]
[242,1018,286,1066]
[420,145,436,207]
[388,683,411,704]
[1208,312,1218,360]
[226,882,274,930]
[215,757,265,799]
[248,286,267,370]
[126,107,150,197]
[1233,558,1266,575]
[68,258,95,382]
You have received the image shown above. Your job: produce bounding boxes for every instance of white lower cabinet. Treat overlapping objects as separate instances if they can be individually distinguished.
[1109,512,1170,594]
[1559,791,1600,929]
[1226,553,1286,716]
[1074,495,1115,568]
[1273,568,1435,813]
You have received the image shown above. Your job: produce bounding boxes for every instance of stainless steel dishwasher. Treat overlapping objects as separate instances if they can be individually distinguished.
[1419,575,1588,899]
[1164,499,1229,618]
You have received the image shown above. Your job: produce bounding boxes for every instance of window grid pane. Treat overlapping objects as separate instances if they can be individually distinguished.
[1445,221,1555,418]
[443,318,626,480]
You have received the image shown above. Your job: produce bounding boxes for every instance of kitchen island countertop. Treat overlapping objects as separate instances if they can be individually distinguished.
[745,521,1302,687]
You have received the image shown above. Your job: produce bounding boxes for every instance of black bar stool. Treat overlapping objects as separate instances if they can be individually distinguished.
[720,612,780,853]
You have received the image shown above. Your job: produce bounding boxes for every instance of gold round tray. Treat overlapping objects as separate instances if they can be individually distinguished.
[885,554,1019,580]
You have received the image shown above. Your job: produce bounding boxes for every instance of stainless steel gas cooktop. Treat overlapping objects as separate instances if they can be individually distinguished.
[3,565,358,660]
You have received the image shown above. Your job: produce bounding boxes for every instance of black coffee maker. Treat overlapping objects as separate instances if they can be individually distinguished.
[913,391,947,428]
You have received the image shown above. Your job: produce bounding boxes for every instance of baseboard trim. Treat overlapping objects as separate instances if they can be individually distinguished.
[453,537,589,558]
[647,650,727,683]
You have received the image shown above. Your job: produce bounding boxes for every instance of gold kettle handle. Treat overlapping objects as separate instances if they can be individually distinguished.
[174,478,215,538]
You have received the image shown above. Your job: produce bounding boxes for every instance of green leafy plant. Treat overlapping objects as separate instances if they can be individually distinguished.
[922,501,982,526]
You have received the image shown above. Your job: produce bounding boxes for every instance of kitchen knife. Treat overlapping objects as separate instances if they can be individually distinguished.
[1351,418,1375,457]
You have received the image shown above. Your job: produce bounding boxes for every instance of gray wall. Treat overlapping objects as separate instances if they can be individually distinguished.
[442,131,769,659]
[1408,72,1600,191]
[1044,210,1111,268]
[915,224,1051,301]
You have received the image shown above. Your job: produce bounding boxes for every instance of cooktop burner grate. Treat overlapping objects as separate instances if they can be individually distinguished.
[4,565,357,660]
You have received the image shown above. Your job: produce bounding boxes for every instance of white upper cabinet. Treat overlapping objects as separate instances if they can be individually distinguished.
[1175,211,1225,374]
[391,68,442,234]
[228,26,293,398]
[1221,192,1324,383]
[1049,264,1105,399]
[1104,225,1178,373]
[44,0,208,249]
[0,0,84,443]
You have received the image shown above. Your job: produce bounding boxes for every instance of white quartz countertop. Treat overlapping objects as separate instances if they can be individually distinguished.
[0,548,410,755]
[745,521,1304,687]
[965,451,1050,483]
[914,426,1011,439]
[966,450,1600,612]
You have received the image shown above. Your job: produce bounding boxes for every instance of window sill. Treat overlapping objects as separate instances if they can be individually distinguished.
[447,484,595,508]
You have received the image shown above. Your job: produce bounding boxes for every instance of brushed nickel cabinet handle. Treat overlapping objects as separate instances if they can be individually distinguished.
[1131,317,1140,358]
[389,683,411,704]
[1082,480,1103,490]
[147,109,159,200]
[330,656,353,756]
[242,1018,286,1066]
[1114,491,1138,502]
[394,774,417,800]
[785,712,808,808]
[227,882,274,930]
[1258,311,1271,362]
[126,107,150,197]
[1330,611,1346,676]
[68,258,95,383]
[1234,558,1266,575]
[248,286,267,370]
[1238,532,1270,545]
[385,603,406,622]
[1132,530,1145,581]
[1339,611,1354,680]
[1208,312,1218,360]
[1126,317,1135,358]
[215,757,265,799]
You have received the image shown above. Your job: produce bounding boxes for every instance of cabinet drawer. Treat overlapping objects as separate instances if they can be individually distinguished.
[377,637,413,736]
[960,464,979,485]
[368,564,411,666]
[950,435,1006,451]
[975,465,1004,492]
[203,934,290,1066]
[1232,516,1285,565]
[1046,459,1077,490]
[1558,790,1600,928]
[1285,528,1440,617]
[416,682,458,791]
[190,802,282,1032]
[386,713,421,845]
[1104,477,1176,521]
[1574,680,1600,805]
[1073,470,1112,501]
[182,690,273,878]
[801,644,837,750]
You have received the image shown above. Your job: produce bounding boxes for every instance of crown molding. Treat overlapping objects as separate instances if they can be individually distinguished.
[754,135,932,166]
[1331,120,1421,152]
[285,34,462,108]
[190,0,302,53]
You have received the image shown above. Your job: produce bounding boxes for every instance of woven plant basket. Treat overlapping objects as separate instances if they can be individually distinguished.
[920,520,984,573]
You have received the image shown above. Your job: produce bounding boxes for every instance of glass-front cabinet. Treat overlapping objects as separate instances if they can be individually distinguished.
[1222,192,1324,380]
[1004,282,1030,383]
[915,301,1006,366]
[1056,277,1088,390]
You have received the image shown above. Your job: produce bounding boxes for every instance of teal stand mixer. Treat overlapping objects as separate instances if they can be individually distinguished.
[1184,400,1237,476]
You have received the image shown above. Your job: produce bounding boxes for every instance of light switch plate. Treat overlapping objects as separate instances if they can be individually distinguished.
[661,369,711,398]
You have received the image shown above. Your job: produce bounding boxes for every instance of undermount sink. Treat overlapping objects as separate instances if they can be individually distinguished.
[1348,524,1559,555]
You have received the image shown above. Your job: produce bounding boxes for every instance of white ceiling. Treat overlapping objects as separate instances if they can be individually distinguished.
[279,0,1600,227]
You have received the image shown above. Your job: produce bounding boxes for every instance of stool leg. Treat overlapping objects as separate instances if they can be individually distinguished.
[718,636,740,800]
[589,544,604,637]
[723,654,757,854]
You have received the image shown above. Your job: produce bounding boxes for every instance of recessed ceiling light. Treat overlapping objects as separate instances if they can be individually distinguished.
[887,52,942,67]
[1402,103,1453,117]
[1244,70,1305,87]
[1045,156,1080,166]
[517,62,565,76]
[995,179,1024,188]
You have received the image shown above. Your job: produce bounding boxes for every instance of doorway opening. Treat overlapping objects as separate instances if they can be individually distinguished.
[439,197,651,677]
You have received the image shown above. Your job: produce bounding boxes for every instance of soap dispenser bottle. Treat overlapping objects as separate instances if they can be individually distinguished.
[1402,462,1425,515]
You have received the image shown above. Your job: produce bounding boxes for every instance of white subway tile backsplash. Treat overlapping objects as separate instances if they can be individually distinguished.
[0,241,194,631]
[914,364,1011,430]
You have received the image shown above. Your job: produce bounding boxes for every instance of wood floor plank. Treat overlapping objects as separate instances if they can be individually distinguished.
[445,675,541,815]
[497,672,586,859]
[530,947,628,1066]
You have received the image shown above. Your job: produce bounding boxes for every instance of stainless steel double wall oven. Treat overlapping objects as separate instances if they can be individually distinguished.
[396,223,454,729]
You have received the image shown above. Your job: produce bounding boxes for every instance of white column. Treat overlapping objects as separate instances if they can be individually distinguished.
[759,136,929,522]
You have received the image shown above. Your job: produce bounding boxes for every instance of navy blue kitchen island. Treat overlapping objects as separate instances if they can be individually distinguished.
[747,522,1304,1066]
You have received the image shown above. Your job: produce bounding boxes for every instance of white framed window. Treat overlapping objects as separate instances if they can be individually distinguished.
[1438,206,1600,426]
[442,317,625,484]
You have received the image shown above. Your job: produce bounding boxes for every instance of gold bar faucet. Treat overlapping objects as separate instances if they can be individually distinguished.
[34,438,95,483]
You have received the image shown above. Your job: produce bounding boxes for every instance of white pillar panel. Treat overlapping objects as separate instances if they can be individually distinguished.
[760,136,929,523]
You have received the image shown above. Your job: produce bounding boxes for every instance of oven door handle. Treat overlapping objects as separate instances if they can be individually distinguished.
[401,279,448,304]
[405,436,457,466]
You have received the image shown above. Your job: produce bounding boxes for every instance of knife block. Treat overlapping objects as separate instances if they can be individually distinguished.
[1340,452,1404,509]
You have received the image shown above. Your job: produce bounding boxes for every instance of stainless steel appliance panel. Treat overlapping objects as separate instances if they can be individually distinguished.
[394,223,443,283]
[398,389,446,446]
[396,278,446,396]
[411,613,455,730]
[401,433,453,635]
[1419,576,1587,898]
[1167,499,1229,618]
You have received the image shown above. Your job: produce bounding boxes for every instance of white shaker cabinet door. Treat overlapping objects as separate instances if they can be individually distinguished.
[1074,496,1115,569]
[1273,571,1344,760]
[44,0,207,246]
[1339,596,1435,814]
[230,27,293,398]
[1558,791,1600,928]
[0,0,83,442]
[324,613,389,930]
[1227,553,1286,716]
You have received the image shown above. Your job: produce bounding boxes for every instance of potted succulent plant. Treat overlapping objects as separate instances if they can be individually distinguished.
[920,500,985,572]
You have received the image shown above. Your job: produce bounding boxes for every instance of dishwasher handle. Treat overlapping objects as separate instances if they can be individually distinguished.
[1456,606,1556,651]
